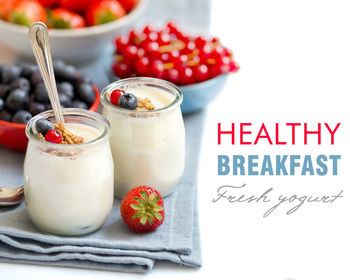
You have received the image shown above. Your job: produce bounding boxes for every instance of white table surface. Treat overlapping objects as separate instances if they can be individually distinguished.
[1,0,350,279]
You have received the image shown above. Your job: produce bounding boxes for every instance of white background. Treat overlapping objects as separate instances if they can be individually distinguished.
[1,0,350,279]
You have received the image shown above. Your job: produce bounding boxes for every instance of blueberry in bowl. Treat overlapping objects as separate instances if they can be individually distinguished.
[0,60,100,152]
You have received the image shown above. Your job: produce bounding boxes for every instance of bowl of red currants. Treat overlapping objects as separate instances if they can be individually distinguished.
[0,60,100,152]
[111,22,239,114]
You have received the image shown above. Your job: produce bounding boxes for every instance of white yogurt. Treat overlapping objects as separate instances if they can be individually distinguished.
[102,79,185,198]
[24,113,114,236]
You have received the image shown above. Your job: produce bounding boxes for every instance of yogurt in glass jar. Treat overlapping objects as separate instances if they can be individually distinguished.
[24,108,114,236]
[101,78,185,198]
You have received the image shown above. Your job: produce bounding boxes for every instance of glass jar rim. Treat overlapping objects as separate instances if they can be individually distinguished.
[26,108,111,148]
[101,77,183,116]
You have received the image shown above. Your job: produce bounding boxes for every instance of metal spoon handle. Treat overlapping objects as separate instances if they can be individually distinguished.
[28,22,64,124]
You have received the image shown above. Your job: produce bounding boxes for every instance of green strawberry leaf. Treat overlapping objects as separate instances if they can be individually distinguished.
[153,205,164,211]
[154,212,163,221]
[132,212,143,219]
[140,216,147,225]
[148,214,154,226]
[152,196,160,204]
[140,191,149,201]
[130,203,143,210]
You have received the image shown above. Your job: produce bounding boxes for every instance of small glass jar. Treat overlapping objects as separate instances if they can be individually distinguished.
[101,77,185,198]
[24,108,114,236]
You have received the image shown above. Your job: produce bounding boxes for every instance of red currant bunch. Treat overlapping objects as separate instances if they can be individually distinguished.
[112,21,239,86]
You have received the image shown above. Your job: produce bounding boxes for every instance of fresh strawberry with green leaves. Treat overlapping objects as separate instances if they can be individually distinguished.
[58,0,94,13]
[8,0,47,27]
[86,0,126,26]
[49,8,86,29]
[120,186,165,233]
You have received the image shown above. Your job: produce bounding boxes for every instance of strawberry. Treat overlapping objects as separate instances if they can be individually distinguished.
[118,0,138,13]
[8,0,47,27]
[37,0,58,7]
[86,0,126,26]
[49,8,86,29]
[0,0,16,20]
[58,0,95,13]
[120,186,165,233]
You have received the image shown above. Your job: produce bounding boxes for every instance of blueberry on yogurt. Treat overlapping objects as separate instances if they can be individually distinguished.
[35,119,54,135]
[118,93,138,110]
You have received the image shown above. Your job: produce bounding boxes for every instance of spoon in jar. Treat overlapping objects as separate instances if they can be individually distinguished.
[28,21,65,124]
[0,23,64,207]
[0,186,24,206]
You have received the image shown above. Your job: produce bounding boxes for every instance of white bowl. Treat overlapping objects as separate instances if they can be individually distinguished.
[0,0,147,63]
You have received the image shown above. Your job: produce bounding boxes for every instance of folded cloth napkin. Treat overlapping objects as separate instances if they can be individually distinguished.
[0,112,204,273]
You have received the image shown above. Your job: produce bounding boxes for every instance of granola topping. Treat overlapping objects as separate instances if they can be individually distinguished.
[36,122,85,145]
[54,122,84,144]
[136,97,155,111]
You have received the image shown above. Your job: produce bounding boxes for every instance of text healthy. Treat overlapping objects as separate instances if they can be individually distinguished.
[217,123,341,176]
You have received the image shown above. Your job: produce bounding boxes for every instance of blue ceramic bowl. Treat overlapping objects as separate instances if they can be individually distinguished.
[179,74,228,114]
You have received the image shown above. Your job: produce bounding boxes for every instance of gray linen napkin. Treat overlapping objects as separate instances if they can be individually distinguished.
[0,112,204,273]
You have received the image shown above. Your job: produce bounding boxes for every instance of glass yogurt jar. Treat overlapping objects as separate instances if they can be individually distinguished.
[101,78,185,198]
[24,108,114,236]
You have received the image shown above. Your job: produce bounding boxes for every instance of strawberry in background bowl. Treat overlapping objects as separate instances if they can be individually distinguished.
[0,0,146,62]
[110,21,239,113]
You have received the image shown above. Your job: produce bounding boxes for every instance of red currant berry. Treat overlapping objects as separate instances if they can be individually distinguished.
[45,129,62,144]
[189,55,200,66]
[220,56,232,73]
[128,29,139,44]
[198,44,211,62]
[176,31,189,43]
[160,52,170,62]
[225,48,233,58]
[194,36,207,48]
[151,60,165,79]
[179,67,194,85]
[194,64,209,82]
[168,49,180,62]
[110,89,125,106]
[228,60,240,72]
[165,68,180,84]
[145,31,158,42]
[210,45,225,61]
[183,41,196,54]
[145,41,160,58]
[157,32,171,46]
[173,54,188,69]
[122,45,138,63]
[115,35,129,54]
[211,37,220,44]
[135,57,150,76]
[166,21,178,33]
[136,47,146,58]
[208,64,221,78]
[112,61,130,78]
[143,24,155,35]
